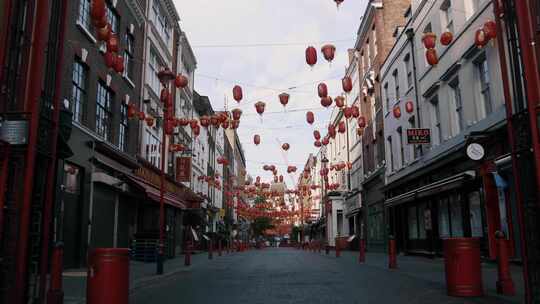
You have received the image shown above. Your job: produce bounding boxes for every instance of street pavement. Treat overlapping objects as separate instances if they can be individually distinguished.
[129,247,524,304]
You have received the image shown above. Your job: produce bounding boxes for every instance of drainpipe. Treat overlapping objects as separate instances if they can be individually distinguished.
[14,0,52,302]
[405,28,423,156]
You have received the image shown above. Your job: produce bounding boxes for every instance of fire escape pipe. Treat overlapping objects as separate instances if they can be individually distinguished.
[14,0,52,303]
[38,0,69,301]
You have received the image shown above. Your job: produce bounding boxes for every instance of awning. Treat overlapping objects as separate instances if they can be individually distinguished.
[385,170,476,207]
[126,175,186,209]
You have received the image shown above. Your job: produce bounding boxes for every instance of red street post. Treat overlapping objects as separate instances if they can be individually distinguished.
[388,235,397,269]
[335,238,340,258]
[46,243,64,304]
[358,238,366,263]
[495,231,516,295]
[185,239,192,266]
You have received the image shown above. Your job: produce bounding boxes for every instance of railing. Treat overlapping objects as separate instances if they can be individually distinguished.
[130,238,168,263]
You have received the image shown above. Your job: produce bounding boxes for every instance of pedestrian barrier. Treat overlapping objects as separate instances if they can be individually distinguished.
[87,248,129,304]
[131,239,161,262]
[443,238,483,297]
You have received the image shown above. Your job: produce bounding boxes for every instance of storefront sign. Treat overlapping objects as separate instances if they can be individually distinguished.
[407,128,431,144]
[0,120,28,145]
[176,157,192,182]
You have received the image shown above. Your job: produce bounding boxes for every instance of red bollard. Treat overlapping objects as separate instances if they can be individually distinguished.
[208,239,213,260]
[218,240,222,256]
[358,238,366,263]
[388,236,397,269]
[185,242,191,266]
[495,232,516,295]
[47,243,64,304]
[443,238,483,297]
[335,238,341,258]
[87,248,129,304]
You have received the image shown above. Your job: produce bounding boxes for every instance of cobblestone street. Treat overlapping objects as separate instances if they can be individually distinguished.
[130,248,522,304]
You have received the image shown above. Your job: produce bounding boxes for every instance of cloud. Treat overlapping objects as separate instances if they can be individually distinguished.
[173,0,368,188]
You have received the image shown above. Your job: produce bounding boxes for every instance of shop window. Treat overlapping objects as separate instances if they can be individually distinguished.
[438,197,451,238]
[408,206,419,239]
[468,191,484,237]
[450,194,464,236]
[418,203,427,239]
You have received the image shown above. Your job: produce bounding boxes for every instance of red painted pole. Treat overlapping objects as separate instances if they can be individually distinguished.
[335,238,340,258]
[46,243,64,304]
[14,0,52,302]
[495,232,516,295]
[218,239,222,256]
[388,236,397,269]
[358,238,365,263]
[0,0,13,88]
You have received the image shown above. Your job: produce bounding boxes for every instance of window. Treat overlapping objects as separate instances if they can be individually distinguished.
[124,32,135,80]
[476,56,492,120]
[438,197,450,238]
[148,48,162,95]
[372,26,378,58]
[387,136,394,172]
[404,54,413,88]
[408,206,419,239]
[106,3,119,33]
[430,95,442,145]
[145,130,161,167]
[366,40,371,68]
[96,82,113,141]
[440,0,454,32]
[77,0,93,32]
[71,60,87,123]
[359,51,364,76]
[449,78,464,136]
[397,127,405,167]
[393,69,400,100]
[384,83,390,112]
[151,0,170,44]
[119,103,128,152]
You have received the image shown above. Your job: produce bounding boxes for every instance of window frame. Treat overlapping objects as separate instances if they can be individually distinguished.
[71,59,88,124]
[124,31,135,81]
[430,95,442,145]
[119,102,129,152]
[96,82,114,141]
[404,53,413,88]
[475,55,493,119]
[449,77,464,136]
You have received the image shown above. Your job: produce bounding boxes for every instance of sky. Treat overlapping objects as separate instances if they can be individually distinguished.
[173,0,368,188]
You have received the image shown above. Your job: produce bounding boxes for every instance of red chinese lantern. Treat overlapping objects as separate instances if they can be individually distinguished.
[314,140,322,147]
[93,14,108,29]
[474,28,489,48]
[313,130,321,140]
[190,119,198,129]
[335,96,345,108]
[175,74,188,88]
[342,76,353,93]
[90,0,106,21]
[343,107,353,119]
[282,143,290,151]
[164,119,175,135]
[306,111,315,125]
[321,44,336,62]
[160,88,169,103]
[483,20,497,40]
[405,101,414,113]
[96,24,111,41]
[231,120,240,129]
[358,116,366,128]
[440,31,453,46]
[104,52,115,68]
[338,121,346,133]
[254,101,266,115]
[321,96,333,108]
[322,137,330,146]
[318,83,328,98]
[254,134,261,145]
[393,105,402,118]
[279,93,289,107]
[145,116,154,127]
[192,125,200,137]
[352,105,360,118]
[221,120,229,129]
[334,0,344,7]
[231,108,242,121]
[328,125,336,138]
[422,32,437,49]
[305,46,317,67]
[138,111,145,120]
[106,34,119,53]
[127,104,137,118]
[426,49,439,66]
[210,115,220,127]
[233,85,243,102]
[177,118,189,126]
[113,55,124,74]
[200,115,210,128]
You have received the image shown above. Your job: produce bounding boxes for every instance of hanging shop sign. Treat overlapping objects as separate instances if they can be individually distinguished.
[407,128,431,144]
[466,143,485,161]
[176,157,192,183]
[0,120,28,145]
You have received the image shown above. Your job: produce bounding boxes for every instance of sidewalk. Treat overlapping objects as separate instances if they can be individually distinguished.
[330,249,525,304]
[63,252,212,304]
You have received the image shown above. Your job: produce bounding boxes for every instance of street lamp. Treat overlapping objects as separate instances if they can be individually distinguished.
[156,67,176,275]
